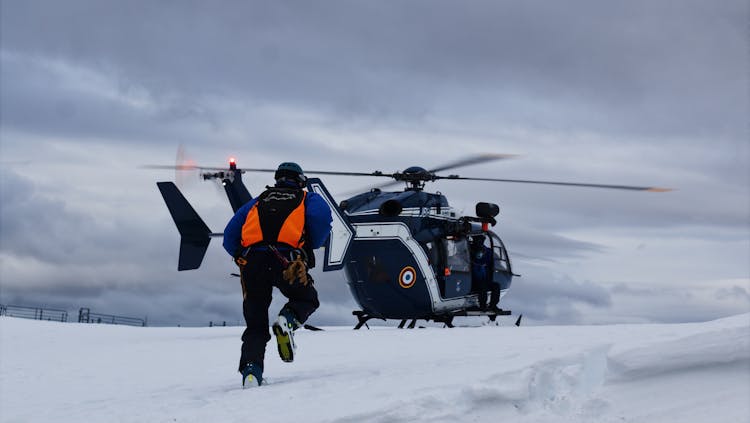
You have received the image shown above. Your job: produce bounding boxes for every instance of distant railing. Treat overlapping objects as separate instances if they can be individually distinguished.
[208,321,242,327]
[78,308,147,327]
[0,304,69,322]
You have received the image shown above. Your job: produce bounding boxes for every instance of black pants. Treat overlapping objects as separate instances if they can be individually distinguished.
[474,277,501,310]
[238,251,319,371]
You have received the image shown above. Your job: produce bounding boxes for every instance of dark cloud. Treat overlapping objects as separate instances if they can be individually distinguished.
[1,0,746,140]
[0,52,223,145]
[0,168,171,266]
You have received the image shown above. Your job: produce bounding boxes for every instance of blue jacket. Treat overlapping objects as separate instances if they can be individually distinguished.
[471,246,494,282]
[222,189,333,256]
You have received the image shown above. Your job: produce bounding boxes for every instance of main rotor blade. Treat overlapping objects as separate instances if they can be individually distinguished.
[145,153,514,176]
[428,153,517,173]
[143,164,394,178]
[355,153,519,193]
[436,175,672,191]
[248,168,395,178]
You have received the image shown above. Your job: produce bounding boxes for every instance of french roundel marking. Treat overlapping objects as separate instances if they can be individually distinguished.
[399,266,417,288]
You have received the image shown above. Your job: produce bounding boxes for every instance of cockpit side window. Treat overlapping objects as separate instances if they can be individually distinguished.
[492,245,508,272]
[487,232,511,273]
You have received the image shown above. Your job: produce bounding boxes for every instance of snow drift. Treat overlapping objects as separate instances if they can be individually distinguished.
[1,314,748,422]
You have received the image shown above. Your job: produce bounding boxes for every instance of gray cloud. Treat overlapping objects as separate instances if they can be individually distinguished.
[502,270,613,324]
[715,285,750,302]
[2,1,745,139]
[599,280,750,324]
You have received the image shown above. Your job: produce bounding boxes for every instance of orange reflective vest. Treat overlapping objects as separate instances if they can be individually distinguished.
[241,188,307,248]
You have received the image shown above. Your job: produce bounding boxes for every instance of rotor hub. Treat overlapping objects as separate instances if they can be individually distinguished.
[394,166,437,190]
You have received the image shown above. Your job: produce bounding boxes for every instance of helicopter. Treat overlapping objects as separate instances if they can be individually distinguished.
[151,154,670,328]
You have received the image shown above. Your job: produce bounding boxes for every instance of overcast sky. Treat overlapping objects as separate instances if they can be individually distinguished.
[1,0,748,327]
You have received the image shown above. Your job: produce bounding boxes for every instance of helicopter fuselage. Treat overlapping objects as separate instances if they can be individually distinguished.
[336,188,514,321]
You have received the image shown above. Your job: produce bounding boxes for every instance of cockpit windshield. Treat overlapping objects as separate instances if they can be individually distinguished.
[486,231,512,274]
[469,231,512,274]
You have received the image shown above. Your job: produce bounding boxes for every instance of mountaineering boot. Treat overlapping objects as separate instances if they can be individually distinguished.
[241,362,263,388]
[272,308,300,362]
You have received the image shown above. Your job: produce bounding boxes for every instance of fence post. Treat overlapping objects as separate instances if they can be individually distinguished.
[78,308,90,323]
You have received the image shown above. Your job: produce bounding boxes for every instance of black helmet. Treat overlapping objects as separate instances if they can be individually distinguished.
[274,162,307,187]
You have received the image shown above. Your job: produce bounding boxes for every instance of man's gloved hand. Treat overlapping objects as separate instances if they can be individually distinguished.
[282,250,309,285]
[234,248,248,268]
[235,256,248,267]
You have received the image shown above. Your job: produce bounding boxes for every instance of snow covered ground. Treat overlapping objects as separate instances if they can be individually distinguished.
[1,314,749,423]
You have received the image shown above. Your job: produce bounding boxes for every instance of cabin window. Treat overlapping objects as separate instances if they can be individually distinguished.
[425,238,474,298]
[445,239,470,274]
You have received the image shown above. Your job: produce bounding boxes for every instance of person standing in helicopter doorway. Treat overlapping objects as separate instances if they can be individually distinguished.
[223,162,332,387]
[470,235,501,312]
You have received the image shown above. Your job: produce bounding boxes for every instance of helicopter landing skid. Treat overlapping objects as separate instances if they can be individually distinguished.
[352,309,516,329]
[458,309,512,317]
[398,319,418,329]
[352,311,386,330]
[435,309,512,328]
[352,309,514,329]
